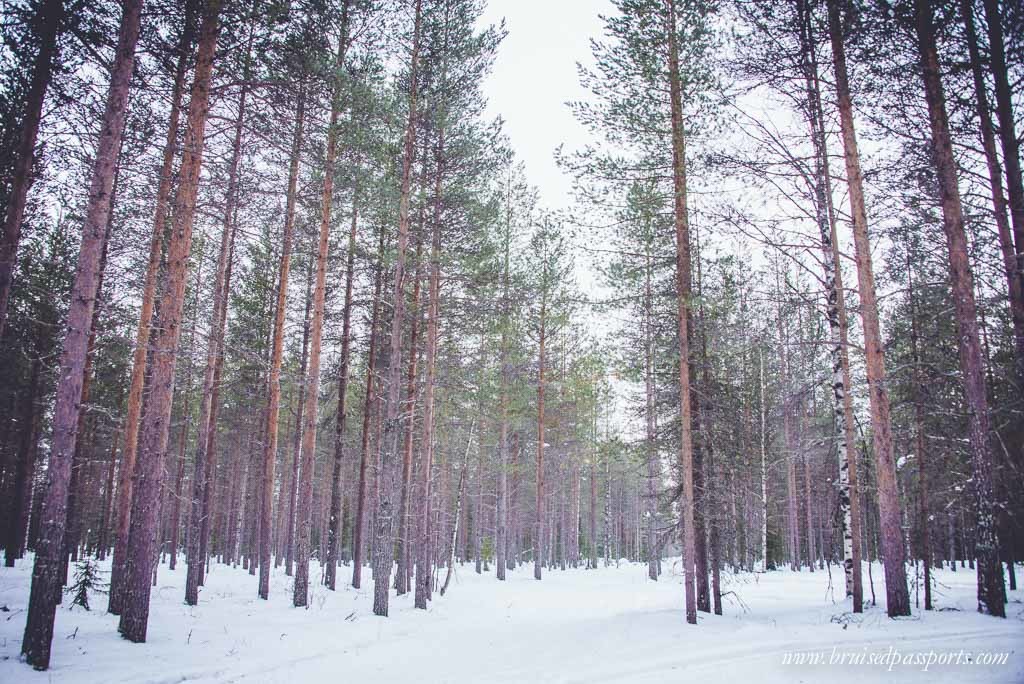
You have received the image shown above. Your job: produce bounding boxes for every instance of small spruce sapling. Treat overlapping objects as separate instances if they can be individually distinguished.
[66,559,108,611]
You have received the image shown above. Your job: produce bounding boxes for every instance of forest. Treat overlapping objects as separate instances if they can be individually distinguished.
[0,0,1022,681]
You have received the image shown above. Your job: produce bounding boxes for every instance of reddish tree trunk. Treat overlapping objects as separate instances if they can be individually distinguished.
[396,235,423,594]
[982,0,1024,300]
[0,0,63,340]
[261,87,306,598]
[352,229,386,590]
[915,0,1006,617]
[109,1,196,614]
[118,0,221,642]
[666,0,697,625]
[21,0,142,668]
[961,0,1024,387]
[319,3,354,593]
[185,65,249,606]
[374,0,422,616]
[4,357,40,566]
[826,0,910,618]
[415,134,444,610]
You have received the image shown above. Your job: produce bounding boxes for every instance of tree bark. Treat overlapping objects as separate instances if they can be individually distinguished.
[374,0,422,616]
[0,0,63,341]
[645,246,658,581]
[982,0,1024,312]
[961,0,1024,388]
[314,2,353,594]
[825,0,910,617]
[292,38,343,603]
[799,0,862,610]
[914,0,1006,617]
[326,188,357,593]
[185,55,249,606]
[118,0,220,643]
[353,228,386,590]
[666,0,697,625]
[261,87,306,598]
[395,234,423,594]
[109,1,197,614]
[21,0,142,668]
[168,237,205,572]
[414,132,444,610]
[4,357,40,566]
[285,260,314,576]
[906,249,932,610]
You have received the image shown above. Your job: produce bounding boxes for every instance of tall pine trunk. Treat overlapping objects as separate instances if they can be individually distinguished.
[961,0,1024,388]
[353,228,386,589]
[825,0,910,617]
[261,88,306,598]
[535,306,546,581]
[293,11,356,604]
[982,0,1024,325]
[666,0,697,625]
[185,58,249,606]
[0,0,63,340]
[645,247,658,581]
[495,199,513,580]
[21,0,142,668]
[906,249,932,610]
[396,235,423,594]
[798,0,861,610]
[414,134,444,610]
[109,0,196,616]
[374,0,422,616]
[914,0,1006,617]
[118,0,221,642]
[326,191,358,591]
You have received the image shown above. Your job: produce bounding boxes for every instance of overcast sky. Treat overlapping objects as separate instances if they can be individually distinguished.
[477,0,607,214]
[474,1,636,432]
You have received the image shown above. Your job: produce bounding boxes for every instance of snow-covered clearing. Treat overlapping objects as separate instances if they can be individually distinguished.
[1,557,1021,683]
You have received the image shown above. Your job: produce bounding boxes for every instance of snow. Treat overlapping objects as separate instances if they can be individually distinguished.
[1,557,1021,682]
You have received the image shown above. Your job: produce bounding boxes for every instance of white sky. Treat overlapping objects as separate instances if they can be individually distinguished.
[476,1,636,435]
[478,0,606,214]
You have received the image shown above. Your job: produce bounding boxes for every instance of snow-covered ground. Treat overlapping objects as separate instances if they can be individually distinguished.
[1,556,1020,682]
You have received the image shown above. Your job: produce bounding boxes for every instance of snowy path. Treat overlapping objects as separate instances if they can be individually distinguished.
[1,557,1021,682]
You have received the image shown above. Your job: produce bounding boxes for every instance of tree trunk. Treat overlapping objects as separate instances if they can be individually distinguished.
[982,0,1024,315]
[326,192,357,591]
[759,348,768,571]
[285,261,314,576]
[414,133,444,610]
[292,48,342,604]
[21,0,142,668]
[906,250,932,610]
[914,0,1006,617]
[799,0,862,609]
[353,228,386,589]
[535,307,546,581]
[315,2,353,594]
[4,357,40,566]
[185,62,249,606]
[961,0,1024,388]
[666,0,697,625]
[260,88,306,598]
[0,0,63,340]
[118,0,220,643]
[109,1,196,615]
[825,0,910,617]
[374,0,422,616]
[396,233,423,594]
[168,248,205,572]
[645,248,658,581]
